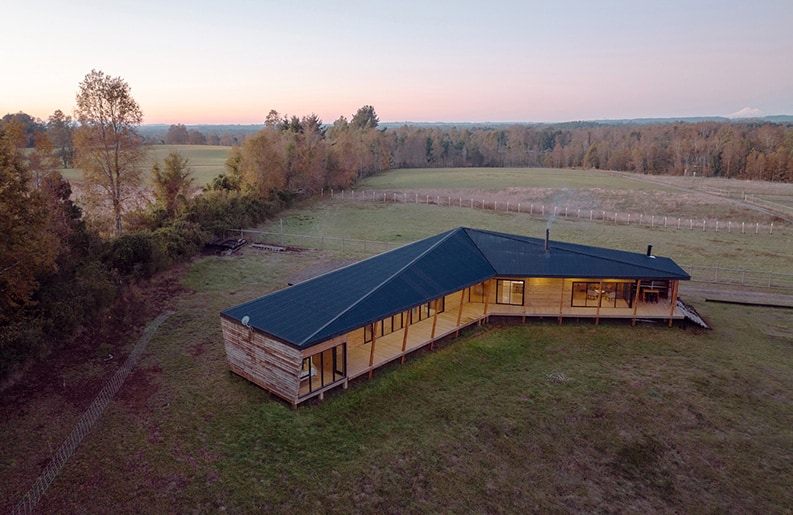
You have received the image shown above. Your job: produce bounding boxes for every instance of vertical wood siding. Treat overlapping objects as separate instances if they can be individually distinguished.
[221,318,302,404]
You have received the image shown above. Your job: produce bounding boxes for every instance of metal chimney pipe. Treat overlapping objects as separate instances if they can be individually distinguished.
[545,229,550,252]
[646,244,653,256]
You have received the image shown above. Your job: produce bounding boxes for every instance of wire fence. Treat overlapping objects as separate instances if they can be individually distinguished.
[680,265,793,290]
[232,230,793,292]
[744,194,793,218]
[322,189,785,235]
[11,310,175,515]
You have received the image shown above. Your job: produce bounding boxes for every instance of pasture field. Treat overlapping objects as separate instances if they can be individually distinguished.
[58,144,230,186]
[3,168,793,513]
[147,145,230,185]
[354,167,793,224]
[258,198,792,275]
[356,167,677,191]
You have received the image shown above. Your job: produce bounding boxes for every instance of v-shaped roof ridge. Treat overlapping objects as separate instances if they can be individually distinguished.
[298,227,474,345]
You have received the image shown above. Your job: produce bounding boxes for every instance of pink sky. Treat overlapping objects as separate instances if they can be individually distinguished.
[3,1,791,125]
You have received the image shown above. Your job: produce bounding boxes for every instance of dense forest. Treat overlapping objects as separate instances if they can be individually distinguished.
[387,121,793,181]
[2,70,793,382]
[5,111,793,185]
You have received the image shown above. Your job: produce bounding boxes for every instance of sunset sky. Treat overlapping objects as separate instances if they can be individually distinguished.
[3,0,792,125]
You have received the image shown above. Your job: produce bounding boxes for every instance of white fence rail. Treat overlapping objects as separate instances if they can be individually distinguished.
[324,189,784,235]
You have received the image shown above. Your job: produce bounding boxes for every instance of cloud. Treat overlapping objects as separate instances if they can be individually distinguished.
[728,107,764,118]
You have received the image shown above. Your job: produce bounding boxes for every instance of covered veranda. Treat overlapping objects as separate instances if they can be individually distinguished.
[345,279,683,381]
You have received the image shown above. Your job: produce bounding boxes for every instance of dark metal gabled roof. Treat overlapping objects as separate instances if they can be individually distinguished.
[222,227,690,349]
[464,228,691,280]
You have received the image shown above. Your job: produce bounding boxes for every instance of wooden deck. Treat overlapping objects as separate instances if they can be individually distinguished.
[295,278,684,403]
[346,296,684,381]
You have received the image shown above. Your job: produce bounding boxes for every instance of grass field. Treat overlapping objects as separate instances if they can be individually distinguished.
[3,168,793,513]
[257,199,792,274]
[358,167,678,191]
[58,144,231,186]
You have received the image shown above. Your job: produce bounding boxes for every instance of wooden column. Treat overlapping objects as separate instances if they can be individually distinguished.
[368,321,379,379]
[400,310,411,364]
[631,280,641,326]
[430,298,440,350]
[595,279,604,326]
[455,289,466,337]
[668,280,679,327]
[558,279,566,324]
[482,281,490,324]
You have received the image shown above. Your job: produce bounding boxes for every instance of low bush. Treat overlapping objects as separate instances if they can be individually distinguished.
[103,232,165,280]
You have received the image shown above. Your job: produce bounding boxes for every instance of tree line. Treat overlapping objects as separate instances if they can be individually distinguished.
[388,121,793,181]
[7,111,793,185]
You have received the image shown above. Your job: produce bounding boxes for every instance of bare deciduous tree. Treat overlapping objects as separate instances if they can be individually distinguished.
[74,69,146,235]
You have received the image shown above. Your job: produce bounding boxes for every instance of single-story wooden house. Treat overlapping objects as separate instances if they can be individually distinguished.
[221,227,691,406]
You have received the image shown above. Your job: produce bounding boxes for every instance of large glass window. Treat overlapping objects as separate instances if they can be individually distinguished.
[363,298,446,344]
[364,312,405,343]
[496,279,524,305]
[409,298,445,325]
[469,283,486,303]
[571,282,632,308]
[299,343,346,397]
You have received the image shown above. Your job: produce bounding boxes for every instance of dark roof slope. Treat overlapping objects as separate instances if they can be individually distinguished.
[222,227,690,349]
[466,228,690,279]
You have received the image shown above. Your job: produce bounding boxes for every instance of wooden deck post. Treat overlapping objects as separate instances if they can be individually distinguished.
[482,281,490,317]
[455,289,466,337]
[595,279,603,325]
[368,321,379,379]
[668,280,679,327]
[400,310,411,364]
[631,280,641,326]
[430,298,441,350]
[558,279,566,324]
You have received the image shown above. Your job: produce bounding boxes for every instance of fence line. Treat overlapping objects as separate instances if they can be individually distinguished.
[680,265,793,290]
[744,194,793,218]
[12,310,175,515]
[700,185,746,199]
[322,189,784,235]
